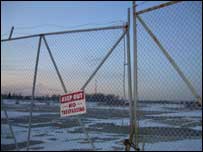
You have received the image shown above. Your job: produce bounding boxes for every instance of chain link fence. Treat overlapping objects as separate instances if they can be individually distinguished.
[136,1,202,151]
[1,1,202,151]
[1,25,132,151]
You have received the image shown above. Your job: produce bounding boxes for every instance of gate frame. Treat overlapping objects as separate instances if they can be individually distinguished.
[1,24,129,151]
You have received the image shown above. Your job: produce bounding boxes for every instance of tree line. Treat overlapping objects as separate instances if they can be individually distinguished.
[1,92,128,105]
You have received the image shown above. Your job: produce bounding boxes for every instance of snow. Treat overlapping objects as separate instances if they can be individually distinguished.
[1,99,202,151]
[1,124,125,151]
[142,139,202,151]
[1,111,58,119]
[86,102,129,110]
[139,119,172,128]
[86,118,130,127]
[150,110,202,117]
[139,103,185,112]
[191,126,202,131]
[86,117,173,128]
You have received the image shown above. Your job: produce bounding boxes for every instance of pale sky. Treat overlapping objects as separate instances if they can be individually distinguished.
[1,1,202,101]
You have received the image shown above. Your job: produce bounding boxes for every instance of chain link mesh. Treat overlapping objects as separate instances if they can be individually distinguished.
[1,27,130,151]
[1,1,202,151]
[136,1,202,151]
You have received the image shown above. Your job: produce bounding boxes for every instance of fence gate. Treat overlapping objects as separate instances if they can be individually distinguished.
[1,24,133,151]
[134,1,202,151]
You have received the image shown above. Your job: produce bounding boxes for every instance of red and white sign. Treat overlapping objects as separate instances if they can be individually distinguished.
[60,90,86,117]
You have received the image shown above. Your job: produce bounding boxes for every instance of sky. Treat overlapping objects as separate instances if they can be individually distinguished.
[1,1,167,37]
[1,1,202,101]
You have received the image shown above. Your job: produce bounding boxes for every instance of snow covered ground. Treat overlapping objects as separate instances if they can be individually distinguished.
[150,110,202,117]
[1,99,202,151]
[1,111,58,119]
[142,139,202,151]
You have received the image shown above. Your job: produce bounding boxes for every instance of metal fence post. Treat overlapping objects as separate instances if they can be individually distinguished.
[125,8,135,151]
[27,36,42,150]
[132,1,139,150]
[9,26,14,40]
[123,23,127,99]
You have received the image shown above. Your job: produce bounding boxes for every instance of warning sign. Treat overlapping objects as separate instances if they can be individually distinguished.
[60,90,86,117]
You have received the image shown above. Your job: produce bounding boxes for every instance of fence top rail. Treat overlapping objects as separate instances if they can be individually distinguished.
[1,25,126,42]
[135,1,183,15]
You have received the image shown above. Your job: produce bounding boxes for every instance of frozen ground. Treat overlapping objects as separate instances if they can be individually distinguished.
[1,99,202,151]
